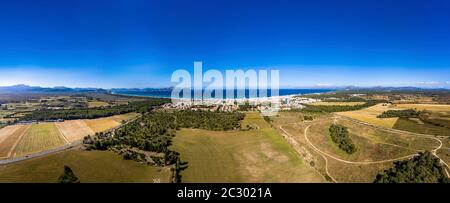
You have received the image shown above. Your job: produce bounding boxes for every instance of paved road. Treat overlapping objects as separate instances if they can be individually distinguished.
[0,113,142,165]
[0,141,82,165]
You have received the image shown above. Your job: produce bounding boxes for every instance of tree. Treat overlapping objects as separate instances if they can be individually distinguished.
[58,165,80,183]
[374,151,450,183]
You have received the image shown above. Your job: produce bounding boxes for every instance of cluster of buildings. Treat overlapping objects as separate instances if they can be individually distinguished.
[162,95,322,112]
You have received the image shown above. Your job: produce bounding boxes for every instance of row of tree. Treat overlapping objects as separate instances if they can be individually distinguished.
[21,98,169,121]
[377,109,422,118]
[329,124,357,154]
[172,110,244,131]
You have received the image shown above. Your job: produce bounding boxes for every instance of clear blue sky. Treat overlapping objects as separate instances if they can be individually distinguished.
[0,0,449,88]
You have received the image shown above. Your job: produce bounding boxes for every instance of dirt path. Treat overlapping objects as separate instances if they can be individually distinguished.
[279,114,450,182]
[279,125,337,183]
[302,123,419,165]
[334,114,448,169]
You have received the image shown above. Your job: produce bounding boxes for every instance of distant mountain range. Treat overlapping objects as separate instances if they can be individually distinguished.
[0,84,448,94]
[0,84,107,94]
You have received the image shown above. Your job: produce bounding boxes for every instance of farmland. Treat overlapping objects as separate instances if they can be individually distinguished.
[0,149,171,183]
[83,118,121,133]
[336,103,400,128]
[55,120,94,143]
[0,113,139,159]
[336,103,450,136]
[0,125,30,158]
[171,112,325,183]
[11,123,67,157]
[393,104,450,112]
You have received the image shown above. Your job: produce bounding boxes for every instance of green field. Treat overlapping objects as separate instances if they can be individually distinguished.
[171,112,325,183]
[393,118,450,136]
[0,149,171,183]
[12,123,66,157]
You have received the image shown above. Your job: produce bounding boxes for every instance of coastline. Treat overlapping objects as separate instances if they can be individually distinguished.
[110,89,336,104]
[111,89,334,100]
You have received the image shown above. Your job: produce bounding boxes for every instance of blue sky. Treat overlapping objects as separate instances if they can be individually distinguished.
[0,0,449,88]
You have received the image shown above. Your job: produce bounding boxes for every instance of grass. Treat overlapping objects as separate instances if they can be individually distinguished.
[307,119,417,163]
[393,118,450,136]
[171,112,324,183]
[310,102,366,106]
[0,149,171,183]
[272,111,440,182]
[12,123,66,157]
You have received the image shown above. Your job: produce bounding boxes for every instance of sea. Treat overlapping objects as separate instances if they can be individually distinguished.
[111,88,334,99]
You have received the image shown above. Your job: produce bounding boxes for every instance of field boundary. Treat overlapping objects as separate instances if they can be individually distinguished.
[0,141,82,165]
[6,125,31,158]
[0,113,141,164]
[55,123,70,144]
[305,116,449,178]
[302,121,421,164]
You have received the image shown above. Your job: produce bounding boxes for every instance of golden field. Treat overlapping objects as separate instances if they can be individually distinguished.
[336,104,400,128]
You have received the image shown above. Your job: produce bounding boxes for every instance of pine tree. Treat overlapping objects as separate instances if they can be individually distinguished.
[58,165,80,183]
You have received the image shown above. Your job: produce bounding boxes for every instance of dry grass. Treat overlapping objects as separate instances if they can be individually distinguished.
[83,113,138,133]
[336,103,400,128]
[0,125,30,158]
[309,102,365,106]
[306,119,419,163]
[55,120,94,143]
[172,112,325,183]
[110,112,140,123]
[83,118,121,133]
[272,112,440,182]
[87,101,110,108]
[394,104,450,112]
[0,149,171,183]
[0,125,22,144]
[12,123,66,157]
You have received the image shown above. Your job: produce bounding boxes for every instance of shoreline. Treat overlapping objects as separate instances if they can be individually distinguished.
[111,89,334,100]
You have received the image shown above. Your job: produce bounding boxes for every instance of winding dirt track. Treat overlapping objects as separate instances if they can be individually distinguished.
[278,126,337,183]
[334,114,448,167]
[278,115,449,182]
